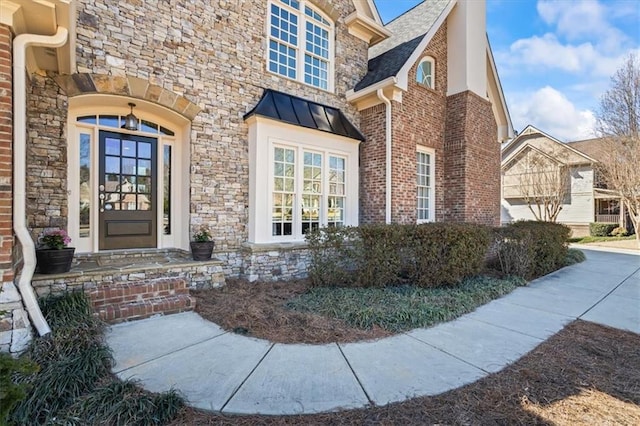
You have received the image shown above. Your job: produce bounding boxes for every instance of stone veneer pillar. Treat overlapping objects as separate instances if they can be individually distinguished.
[0,24,32,354]
[444,90,500,226]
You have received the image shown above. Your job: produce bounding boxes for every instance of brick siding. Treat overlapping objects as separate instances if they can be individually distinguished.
[444,90,500,226]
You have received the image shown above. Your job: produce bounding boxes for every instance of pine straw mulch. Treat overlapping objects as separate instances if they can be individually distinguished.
[180,280,640,426]
[192,279,394,344]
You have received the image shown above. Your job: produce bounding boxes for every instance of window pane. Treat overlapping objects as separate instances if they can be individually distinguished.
[417,151,433,221]
[99,115,120,128]
[105,138,120,156]
[77,115,97,124]
[122,140,137,157]
[141,120,158,133]
[79,133,91,238]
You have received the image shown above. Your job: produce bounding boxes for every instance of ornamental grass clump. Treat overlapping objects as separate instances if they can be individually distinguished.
[9,292,184,425]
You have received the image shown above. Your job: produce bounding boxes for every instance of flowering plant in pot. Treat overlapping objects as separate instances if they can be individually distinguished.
[36,229,75,274]
[190,226,214,261]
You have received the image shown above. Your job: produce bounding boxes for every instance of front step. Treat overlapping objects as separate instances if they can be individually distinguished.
[87,278,195,323]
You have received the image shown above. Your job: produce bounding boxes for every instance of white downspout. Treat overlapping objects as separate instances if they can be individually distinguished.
[13,27,69,337]
[376,89,392,224]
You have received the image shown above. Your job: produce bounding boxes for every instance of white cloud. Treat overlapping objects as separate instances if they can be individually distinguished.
[536,0,629,49]
[510,86,597,141]
[507,34,633,77]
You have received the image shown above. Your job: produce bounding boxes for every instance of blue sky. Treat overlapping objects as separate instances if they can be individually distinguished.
[373,0,640,141]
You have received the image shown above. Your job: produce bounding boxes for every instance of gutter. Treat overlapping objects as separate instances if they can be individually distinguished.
[376,89,392,224]
[13,27,69,337]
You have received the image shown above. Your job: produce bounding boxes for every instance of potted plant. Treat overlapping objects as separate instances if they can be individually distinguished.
[190,226,214,261]
[35,229,75,274]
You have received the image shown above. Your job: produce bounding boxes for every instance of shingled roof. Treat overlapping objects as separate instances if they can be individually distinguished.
[355,0,452,92]
[566,138,608,161]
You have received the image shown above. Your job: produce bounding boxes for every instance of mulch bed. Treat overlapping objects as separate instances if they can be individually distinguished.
[192,279,393,344]
[185,280,640,425]
[170,320,640,425]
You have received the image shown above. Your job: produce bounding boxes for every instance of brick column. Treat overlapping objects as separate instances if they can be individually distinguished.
[0,25,13,283]
[444,90,500,226]
[0,24,31,354]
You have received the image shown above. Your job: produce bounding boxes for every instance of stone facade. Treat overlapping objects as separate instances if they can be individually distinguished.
[70,0,367,251]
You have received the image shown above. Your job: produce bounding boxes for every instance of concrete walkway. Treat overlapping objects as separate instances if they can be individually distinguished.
[106,249,640,415]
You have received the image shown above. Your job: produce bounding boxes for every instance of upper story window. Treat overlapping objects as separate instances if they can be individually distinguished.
[417,148,435,223]
[268,0,333,91]
[416,57,435,89]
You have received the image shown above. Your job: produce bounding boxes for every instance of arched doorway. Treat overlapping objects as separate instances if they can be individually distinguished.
[67,95,191,253]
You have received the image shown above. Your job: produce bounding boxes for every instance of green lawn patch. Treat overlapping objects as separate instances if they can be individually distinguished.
[569,235,635,244]
[286,275,526,332]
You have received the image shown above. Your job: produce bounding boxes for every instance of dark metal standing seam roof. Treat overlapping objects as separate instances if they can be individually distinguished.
[243,89,365,141]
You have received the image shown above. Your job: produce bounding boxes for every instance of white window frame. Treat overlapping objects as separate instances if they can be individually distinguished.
[269,143,349,240]
[247,117,360,244]
[266,0,335,92]
[416,56,435,89]
[417,147,435,223]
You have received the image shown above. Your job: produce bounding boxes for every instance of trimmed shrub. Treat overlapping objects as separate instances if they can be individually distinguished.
[305,226,361,287]
[611,226,628,237]
[564,248,587,266]
[306,223,492,288]
[589,222,618,237]
[412,223,491,287]
[495,221,570,279]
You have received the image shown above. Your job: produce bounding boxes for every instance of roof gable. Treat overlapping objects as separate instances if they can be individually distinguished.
[354,0,454,92]
[502,125,597,167]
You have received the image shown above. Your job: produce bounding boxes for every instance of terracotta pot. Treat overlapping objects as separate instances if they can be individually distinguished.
[190,241,214,261]
[35,247,75,274]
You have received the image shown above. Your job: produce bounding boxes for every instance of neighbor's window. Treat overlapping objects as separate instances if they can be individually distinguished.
[417,149,434,222]
[268,0,333,90]
[416,57,435,89]
[272,146,347,237]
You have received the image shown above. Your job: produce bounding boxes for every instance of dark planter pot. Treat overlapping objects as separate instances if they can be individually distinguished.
[190,241,214,261]
[35,247,75,274]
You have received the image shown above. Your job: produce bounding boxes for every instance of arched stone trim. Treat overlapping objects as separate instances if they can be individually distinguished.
[53,74,201,120]
[308,0,340,21]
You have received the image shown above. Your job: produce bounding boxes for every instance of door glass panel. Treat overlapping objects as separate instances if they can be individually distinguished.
[122,158,136,174]
[105,138,120,155]
[122,140,137,157]
[79,133,91,238]
[137,159,151,176]
[138,142,152,159]
[105,156,120,173]
[137,194,151,210]
[138,176,151,193]
[122,176,136,192]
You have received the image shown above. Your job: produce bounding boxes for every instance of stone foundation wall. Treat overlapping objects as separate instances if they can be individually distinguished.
[240,244,311,282]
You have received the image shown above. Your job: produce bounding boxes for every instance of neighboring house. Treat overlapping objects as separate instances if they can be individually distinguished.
[0,0,512,352]
[501,125,624,236]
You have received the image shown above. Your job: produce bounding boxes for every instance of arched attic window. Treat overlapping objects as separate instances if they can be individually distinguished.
[416,56,435,89]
